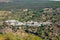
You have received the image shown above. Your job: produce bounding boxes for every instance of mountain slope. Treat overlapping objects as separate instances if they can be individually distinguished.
[0,1,60,10]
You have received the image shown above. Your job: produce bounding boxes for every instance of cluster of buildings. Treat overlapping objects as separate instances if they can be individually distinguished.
[4,20,24,26]
[4,20,52,27]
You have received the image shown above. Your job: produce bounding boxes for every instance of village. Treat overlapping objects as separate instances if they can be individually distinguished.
[4,20,52,27]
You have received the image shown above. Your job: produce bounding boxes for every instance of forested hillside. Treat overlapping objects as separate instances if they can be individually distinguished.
[0,8,60,40]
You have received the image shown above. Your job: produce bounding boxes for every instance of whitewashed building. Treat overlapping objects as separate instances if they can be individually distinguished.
[26,21,52,27]
[4,20,24,26]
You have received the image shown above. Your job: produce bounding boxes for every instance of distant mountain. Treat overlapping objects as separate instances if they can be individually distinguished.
[0,0,49,3]
[0,0,60,10]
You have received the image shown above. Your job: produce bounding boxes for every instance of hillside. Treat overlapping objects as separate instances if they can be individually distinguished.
[0,8,60,23]
[0,8,60,40]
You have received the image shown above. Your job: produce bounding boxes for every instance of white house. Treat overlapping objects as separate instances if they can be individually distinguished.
[42,21,52,25]
[4,20,24,26]
[26,21,41,27]
[26,21,52,26]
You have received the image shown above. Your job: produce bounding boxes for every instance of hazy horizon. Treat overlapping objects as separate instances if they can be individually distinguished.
[0,0,60,9]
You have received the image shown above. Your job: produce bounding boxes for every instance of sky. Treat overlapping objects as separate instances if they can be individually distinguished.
[50,0,60,1]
